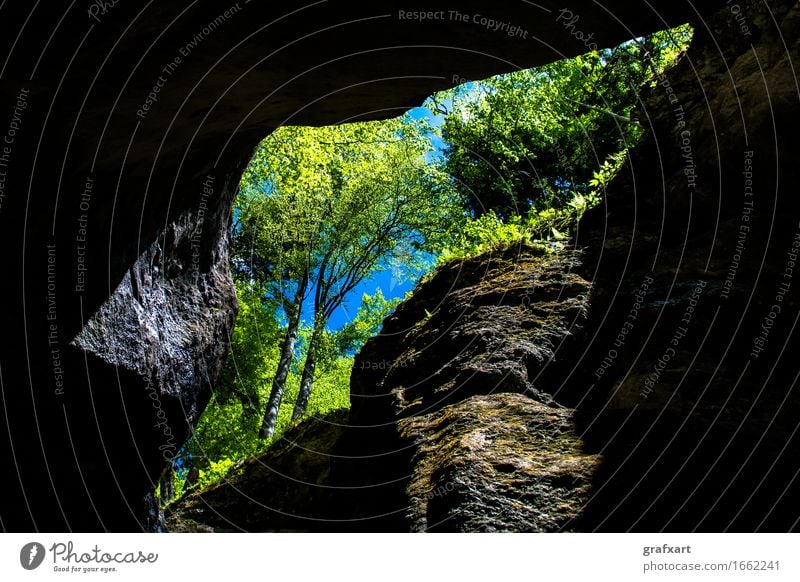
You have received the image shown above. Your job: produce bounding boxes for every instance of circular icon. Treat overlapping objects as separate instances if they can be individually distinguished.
[19,542,45,570]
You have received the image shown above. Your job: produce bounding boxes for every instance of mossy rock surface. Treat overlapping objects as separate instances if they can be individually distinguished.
[401,393,600,532]
[166,410,348,532]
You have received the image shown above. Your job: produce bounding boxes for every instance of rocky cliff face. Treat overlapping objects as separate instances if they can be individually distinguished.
[572,0,800,530]
[167,0,800,532]
[167,247,604,532]
[350,246,592,419]
[346,245,600,531]
[166,410,349,532]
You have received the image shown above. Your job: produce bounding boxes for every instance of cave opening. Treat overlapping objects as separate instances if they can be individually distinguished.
[162,24,694,531]
[3,0,798,538]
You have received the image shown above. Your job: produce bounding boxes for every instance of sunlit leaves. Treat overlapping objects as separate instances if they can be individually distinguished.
[434,25,693,219]
[237,114,462,319]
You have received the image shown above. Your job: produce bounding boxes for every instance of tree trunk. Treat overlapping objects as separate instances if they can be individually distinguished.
[184,465,200,490]
[259,306,302,439]
[291,323,323,421]
[159,464,175,504]
[259,275,308,439]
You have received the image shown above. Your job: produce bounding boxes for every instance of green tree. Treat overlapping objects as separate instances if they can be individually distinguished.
[235,127,334,439]
[176,287,399,495]
[177,280,280,489]
[235,116,460,438]
[434,26,693,219]
[214,280,281,415]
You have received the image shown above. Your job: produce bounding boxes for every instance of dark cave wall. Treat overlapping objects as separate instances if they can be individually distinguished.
[579,0,800,412]
[0,0,755,531]
[342,0,800,531]
[571,0,800,530]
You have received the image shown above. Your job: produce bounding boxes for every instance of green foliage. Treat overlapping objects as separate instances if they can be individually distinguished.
[235,116,462,298]
[234,113,465,436]
[175,286,391,493]
[175,25,693,496]
[334,288,401,355]
[432,25,693,219]
[183,357,352,493]
[195,458,236,492]
[214,280,281,414]
[433,148,628,263]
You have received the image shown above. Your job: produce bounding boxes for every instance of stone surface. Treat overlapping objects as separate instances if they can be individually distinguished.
[568,0,800,531]
[350,244,593,423]
[169,246,601,531]
[166,410,348,532]
[401,394,600,532]
[344,245,600,531]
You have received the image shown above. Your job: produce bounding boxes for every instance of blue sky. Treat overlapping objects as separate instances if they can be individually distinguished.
[312,269,413,330]
[411,102,448,159]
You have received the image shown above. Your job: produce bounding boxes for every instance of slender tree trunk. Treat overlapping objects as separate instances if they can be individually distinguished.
[259,306,302,439]
[259,274,308,439]
[291,322,323,421]
[185,465,200,490]
[159,463,175,504]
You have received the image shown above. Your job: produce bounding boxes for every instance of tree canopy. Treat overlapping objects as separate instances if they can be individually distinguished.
[233,115,461,438]
[433,25,693,219]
